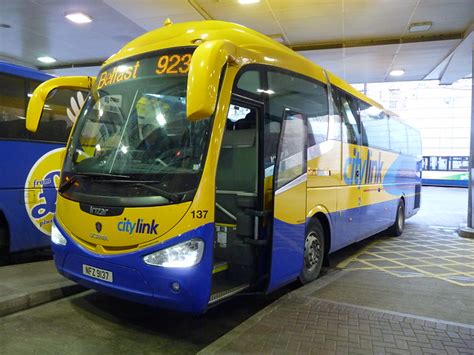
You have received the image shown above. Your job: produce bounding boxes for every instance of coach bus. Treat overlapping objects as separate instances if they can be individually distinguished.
[422,156,468,187]
[0,61,85,261]
[26,20,421,313]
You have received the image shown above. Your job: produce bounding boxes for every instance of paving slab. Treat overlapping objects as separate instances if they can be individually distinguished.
[0,260,85,317]
[200,289,474,354]
[200,187,474,354]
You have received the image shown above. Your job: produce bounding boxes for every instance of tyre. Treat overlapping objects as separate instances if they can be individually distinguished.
[299,219,325,284]
[388,199,405,237]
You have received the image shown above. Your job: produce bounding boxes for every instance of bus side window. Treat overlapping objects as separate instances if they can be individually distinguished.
[276,111,306,189]
[388,117,408,154]
[30,89,87,143]
[236,70,262,97]
[359,103,390,151]
[332,90,359,145]
[267,69,328,159]
[0,74,27,140]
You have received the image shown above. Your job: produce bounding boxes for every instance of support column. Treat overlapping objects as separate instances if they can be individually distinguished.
[459,42,474,238]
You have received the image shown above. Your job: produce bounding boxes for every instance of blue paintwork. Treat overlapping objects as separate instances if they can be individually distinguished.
[53,220,214,314]
[422,179,468,188]
[0,140,63,252]
[267,218,305,292]
[0,61,52,82]
[0,63,58,253]
[329,199,395,252]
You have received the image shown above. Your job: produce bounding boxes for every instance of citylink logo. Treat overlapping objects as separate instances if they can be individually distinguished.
[344,148,384,187]
[117,218,159,235]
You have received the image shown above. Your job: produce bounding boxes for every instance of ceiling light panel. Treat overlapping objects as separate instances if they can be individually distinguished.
[37,56,57,63]
[409,22,432,33]
[65,12,93,24]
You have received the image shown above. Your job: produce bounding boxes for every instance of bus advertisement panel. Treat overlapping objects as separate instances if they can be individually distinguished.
[26,21,421,313]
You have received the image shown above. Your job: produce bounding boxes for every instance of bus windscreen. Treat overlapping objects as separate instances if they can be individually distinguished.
[61,48,212,206]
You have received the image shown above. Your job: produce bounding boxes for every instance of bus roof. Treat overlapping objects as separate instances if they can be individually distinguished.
[0,61,53,82]
[104,20,383,109]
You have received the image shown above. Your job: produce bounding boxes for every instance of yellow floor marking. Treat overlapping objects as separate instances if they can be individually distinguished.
[336,241,378,269]
[338,232,474,287]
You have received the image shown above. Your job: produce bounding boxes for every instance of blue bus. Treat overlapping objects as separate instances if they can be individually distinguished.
[0,61,85,261]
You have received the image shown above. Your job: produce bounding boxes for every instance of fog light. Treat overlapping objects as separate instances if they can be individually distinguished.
[171,282,180,292]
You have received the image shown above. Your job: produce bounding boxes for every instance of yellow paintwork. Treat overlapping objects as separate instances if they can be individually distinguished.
[274,181,307,225]
[56,197,192,251]
[26,76,95,133]
[186,40,237,120]
[54,64,239,254]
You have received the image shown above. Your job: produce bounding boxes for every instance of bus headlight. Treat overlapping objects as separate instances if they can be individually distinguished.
[143,238,204,268]
[51,222,67,246]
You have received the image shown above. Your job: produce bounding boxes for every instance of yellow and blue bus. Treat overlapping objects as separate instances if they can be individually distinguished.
[0,61,85,261]
[26,20,422,313]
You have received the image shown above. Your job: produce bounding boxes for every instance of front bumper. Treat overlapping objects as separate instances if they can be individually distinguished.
[52,220,214,314]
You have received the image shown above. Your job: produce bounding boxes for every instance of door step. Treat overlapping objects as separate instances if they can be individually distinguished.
[209,283,249,305]
[212,261,229,274]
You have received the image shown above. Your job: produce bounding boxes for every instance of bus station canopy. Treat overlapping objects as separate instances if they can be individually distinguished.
[0,0,472,84]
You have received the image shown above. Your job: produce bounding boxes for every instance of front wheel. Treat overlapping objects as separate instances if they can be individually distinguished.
[299,219,325,284]
[388,199,405,237]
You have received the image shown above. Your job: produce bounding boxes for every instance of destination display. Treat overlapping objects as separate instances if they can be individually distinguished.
[96,49,194,90]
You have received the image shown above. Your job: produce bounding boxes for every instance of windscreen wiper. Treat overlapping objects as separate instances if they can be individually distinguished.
[58,175,80,193]
[129,182,180,203]
[58,172,131,193]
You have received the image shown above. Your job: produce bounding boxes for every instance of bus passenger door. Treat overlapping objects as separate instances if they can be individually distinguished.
[332,90,363,248]
[268,111,307,292]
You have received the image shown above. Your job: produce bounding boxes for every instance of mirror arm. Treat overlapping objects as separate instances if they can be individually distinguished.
[186,40,252,121]
[26,76,96,133]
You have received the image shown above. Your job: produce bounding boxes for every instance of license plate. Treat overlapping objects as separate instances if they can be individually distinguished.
[82,264,113,283]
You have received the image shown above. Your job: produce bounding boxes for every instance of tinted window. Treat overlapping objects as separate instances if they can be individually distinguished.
[276,111,306,189]
[267,70,327,167]
[332,89,359,145]
[0,74,27,139]
[30,89,87,143]
[407,126,422,156]
[236,70,261,96]
[0,74,86,143]
[389,118,408,154]
[360,103,390,150]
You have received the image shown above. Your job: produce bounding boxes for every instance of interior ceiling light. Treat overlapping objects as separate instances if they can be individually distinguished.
[37,56,56,64]
[238,0,261,4]
[65,12,93,24]
[409,22,432,33]
[389,69,405,77]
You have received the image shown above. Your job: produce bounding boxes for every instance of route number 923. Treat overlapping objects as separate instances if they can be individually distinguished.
[155,54,192,75]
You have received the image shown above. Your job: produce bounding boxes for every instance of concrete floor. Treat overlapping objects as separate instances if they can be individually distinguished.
[0,278,296,354]
[0,186,472,354]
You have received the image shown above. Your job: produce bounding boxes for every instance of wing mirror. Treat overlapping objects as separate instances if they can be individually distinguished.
[186,40,238,121]
[26,76,95,132]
